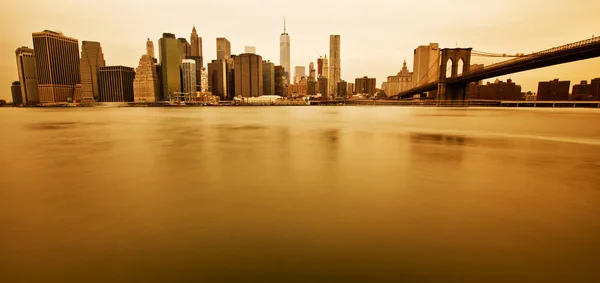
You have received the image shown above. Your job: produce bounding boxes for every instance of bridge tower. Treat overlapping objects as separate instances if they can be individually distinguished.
[437,48,472,105]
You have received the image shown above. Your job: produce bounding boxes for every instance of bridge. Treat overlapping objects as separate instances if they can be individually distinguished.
[390,37,600,103]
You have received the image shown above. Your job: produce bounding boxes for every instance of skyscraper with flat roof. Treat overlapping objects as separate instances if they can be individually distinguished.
[280,19,291,84]
[11,81,23,105]
[15,46,39,104]
[182,59,197,95]
[80,41,106,101]
[98,66,135,102]
[413,43,440,87]
[329,35,341,97]
[32,30,81,103]
[159,33,182,100]
[216,38,231,60]
[262,61,275,95]
[234,53,263,97]
[294,66,305,84]
[208,59,228,100]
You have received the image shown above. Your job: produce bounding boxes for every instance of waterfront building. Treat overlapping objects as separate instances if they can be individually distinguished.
[200,67,208,93]
[146,38,155,57]
[11,81,22,105]
[262,61,275,95]
[317,57,323,76]
[386,60,414,97]
[347,82,355,95]
[15,47,39,104]
[355,76,376,95]
[309,62,316,79]
[318,76,328,97]
[80,41,106,101]
[413,43,440,87]
[182,59,197,95]
[274,65,287,97]
[32,30,81,103]
[133,54,161,102]
[468,79,522,100]
[98,66,135,102]
[178,38,191,59]
[190,26,202,58]
[337,80,348,97]
[537,79,570,101]
[572,79,600,100]
[329,35,341,96]
[234,53,263,97]
[159,33,182,100]
[208,59,228,100]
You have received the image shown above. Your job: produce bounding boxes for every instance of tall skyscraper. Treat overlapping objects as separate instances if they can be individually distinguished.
[318,76,329,97]
[207,59,228,100]
[146,38,155,57]
[80,41,106,101]
[245,46,256,54]
[190,26,203,57]
[279,19,291,84]
[178,38,191,59]
[216,38,231,60]
[355,76,377,95]
[11,81,23,105]
[537,79,570,101]
[274,65,287,97]
[234,53,263,97]
[200,67,208,93]
[329,35,341,97]
[182,59,197,95]
[262,60,275,95]
[309,62,316,79]
[413,43,440,87]
[15,46,39,104]
[322,55,329,78]
[133,54,161,102]
[294,66,305,84]
[159,33,182,100]
[317,57,323,76]
[32,30,81,103]
[98,66,135,102]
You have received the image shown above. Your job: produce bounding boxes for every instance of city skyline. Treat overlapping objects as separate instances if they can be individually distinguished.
[1,0,600,101]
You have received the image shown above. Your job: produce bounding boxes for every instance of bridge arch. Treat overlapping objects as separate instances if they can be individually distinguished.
[446,58,454,78]
[457,58,464,76]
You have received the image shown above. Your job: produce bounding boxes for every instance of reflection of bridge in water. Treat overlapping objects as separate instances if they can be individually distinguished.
[389,37,600,104]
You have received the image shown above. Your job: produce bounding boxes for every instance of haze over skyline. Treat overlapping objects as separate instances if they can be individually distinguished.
[1,0,599,101]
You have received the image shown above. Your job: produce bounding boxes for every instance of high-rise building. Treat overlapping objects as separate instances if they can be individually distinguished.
[294,66,306,84]
[571,79,600,100]
[413,43,440,87]
[159,33,182,100]
[98,66,135,102]
[245,46,256,54]
[537,79,570,101]
[309,62,316,79]
[207,59,228,100]
[386,60,414,96]
[318,76,328,97]
[178,38,191,59]
[133,54,161,102]
[262,60,275,95]
[200,67,208,92]
[355,76,376,95]
[190,26,203,58]
[80,41,106,101]
[234,53,263,97]
[274,65,287,97]
[329,35,341,97]
[182,59,197,95]
[317,57,323,76]
[280,19,291,84]
[216,38,231,60]
[146,38,155,57]
[337,80,348,97]
[347,82,355,94]
[15,47,39,104]
[32,30,81,103]
[307,77,317,95]
[11,81,23,105]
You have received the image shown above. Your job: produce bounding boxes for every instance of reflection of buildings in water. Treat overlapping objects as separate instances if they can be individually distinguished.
[409,132,466,163]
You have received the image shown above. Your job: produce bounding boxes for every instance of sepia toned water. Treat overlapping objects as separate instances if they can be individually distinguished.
[1,106,600,283]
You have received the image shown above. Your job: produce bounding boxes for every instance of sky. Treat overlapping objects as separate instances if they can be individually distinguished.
[1,0,599,101]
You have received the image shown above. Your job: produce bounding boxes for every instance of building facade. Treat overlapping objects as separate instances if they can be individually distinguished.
[208,59,228,100]
[80,41,106,101]
[571,79,600,100]
[178,38,191,59]
[262,61,275,95]
[337,80,348,97]
[274,65,287,97]
[11,81,22,104]
[98,66,135,102]
[318,76,328,97]
[182,59,197,95]
[309,62,316,79]
[190,26,203,58]
[15,46,39,104]
[467,79,522,100]
[413,43,440,87]
[200,67,208,93]
[386,60,414,97]
[216,38,231,60]
[133,54,161,102]
[355,76,376,95]
[329,35,341,97]
[245,46,256,54]
[234,53,263,97]
[294,66,306,84]
[280,21,291,84]
[159,33,182,101]
[32,30,81,103]
[317,57,323,77]
[537,79,570,101]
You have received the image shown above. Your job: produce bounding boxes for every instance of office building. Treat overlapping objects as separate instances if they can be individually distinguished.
[591,78,600,100]
[280,19,291,84]
[80,41,106,101]
[386,60,414,96]
[307,77,317,95]
[329,35,341,96]
[216,38,231,60]
[159,33,182,100]
[234,53,263,97]
[15,47,39,104]
[11,81,22,104]
[571,79,600,100]
[98,66,135,102]
[245,46,256,54]
[309,62,316,79]
[182,59,197,95]
[274,65,287,97]
[318,76,328,97]
[347,82,355,94]
[262,60,275,95]
[208,59,228,100]
[294,66,306,84]
[133,54,161,102]
[32,30,81,103]
[355,76,376,95]
[467,79,522,100]
[317,57,323,76]
[537,79,570,101]
[178,38,191,59]
[337,80,348,97]
[190,26,203,58]
[413,43,440,87]
[200,67,208,92]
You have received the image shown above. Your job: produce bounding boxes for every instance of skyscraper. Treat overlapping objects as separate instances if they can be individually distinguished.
[317,57,323,77]
[322,55,329,78]
[234,53,263,97]
[294,66,305,84]
[189,26,203,91]
[133,54,161,102]
[318,76,328,97]
[329,35,341,97]
[11,81,23,105]
[274,65,287,97]
[146,38,155,57]
[280,19,291,84]
[216,38,231,60]
[178,38,191,59]
[182,59,197,95]
[80,41,106,101]
[413,43,440,87]
[190,26,202,58]
[98,66,135,102]
[207,59,228,100]
[159,33,182,100]
[32,30,81,103]
[355,76,377,95]
[262,60,275,95]
[15,46,39,104]
[309,62,316,79]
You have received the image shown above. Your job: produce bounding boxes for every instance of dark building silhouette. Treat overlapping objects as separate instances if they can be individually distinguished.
[178,38,191,59]
[98,66,135,102]
[11,81,23,104]
[262,60,275,95]
[234,53,263,97]
[537,79,570,101]
[467,79,522,100]
[159,33,182,101]
[318,76,328,97]
[355,76,376,95]
[15,47,39,104]
[80,41,106,101]
[208,59,228,100]
[32,30,81,103]
[337,80,348,97]
[572,79,600,100]
[307,77,317,95]
[274,65,287,97]
[317,57,323,76]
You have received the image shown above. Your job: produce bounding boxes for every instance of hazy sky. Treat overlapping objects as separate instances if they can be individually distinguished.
[1,0,599,101]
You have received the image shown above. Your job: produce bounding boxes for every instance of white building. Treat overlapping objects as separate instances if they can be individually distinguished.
[279,20,291,84]
[133,54,160,102]
[182,59,197,95]
[386,60,414,96]
[294,66,306,84]
[245,46,256,54]
[200,67,208,92]
[413,43,440,87]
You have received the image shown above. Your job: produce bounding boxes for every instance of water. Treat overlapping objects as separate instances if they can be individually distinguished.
[1,106,599,283]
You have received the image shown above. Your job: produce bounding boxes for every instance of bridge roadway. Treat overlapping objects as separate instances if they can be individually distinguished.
[393,37,600,99]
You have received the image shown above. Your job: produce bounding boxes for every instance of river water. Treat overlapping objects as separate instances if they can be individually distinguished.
[1,106,599,282]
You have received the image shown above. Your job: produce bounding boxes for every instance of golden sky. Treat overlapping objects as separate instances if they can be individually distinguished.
[1,0,599,101]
